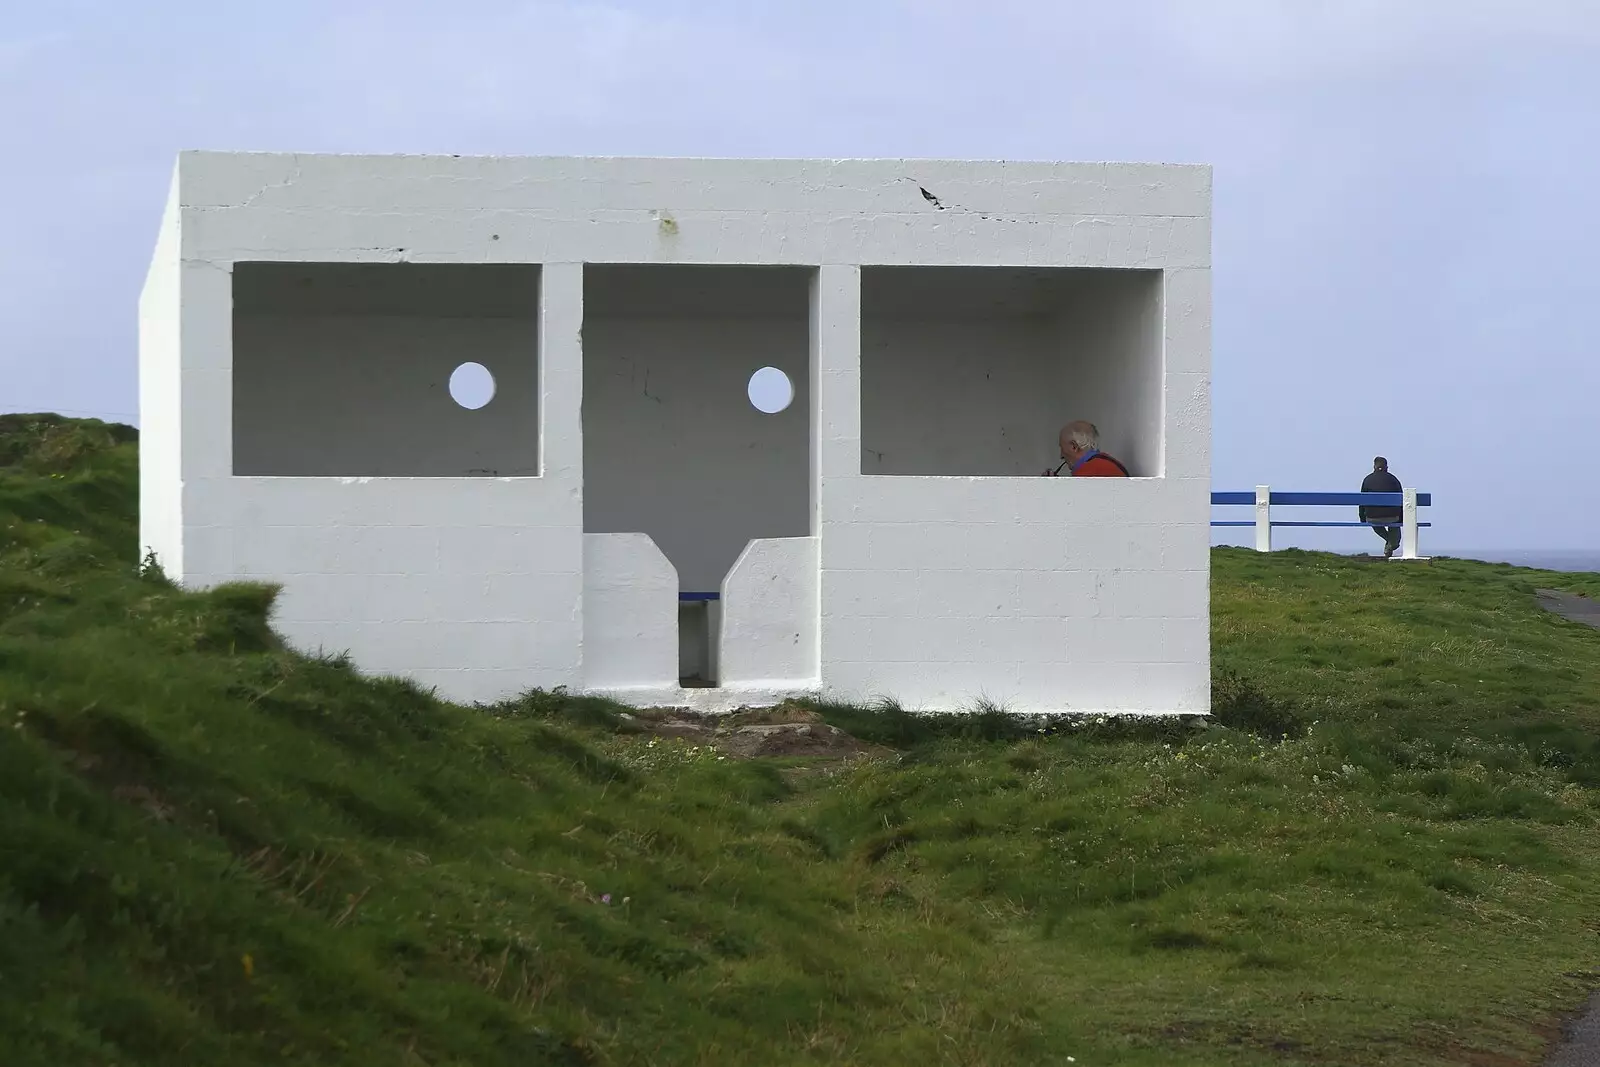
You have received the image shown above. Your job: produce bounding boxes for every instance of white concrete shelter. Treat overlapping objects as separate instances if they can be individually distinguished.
[140,151,1212,714]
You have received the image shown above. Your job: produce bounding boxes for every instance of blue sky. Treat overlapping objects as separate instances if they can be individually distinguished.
[3,1,1596,552]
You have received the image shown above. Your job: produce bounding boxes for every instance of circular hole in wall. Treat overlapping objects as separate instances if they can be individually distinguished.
[448,362,496,410]
[747,366,794,414]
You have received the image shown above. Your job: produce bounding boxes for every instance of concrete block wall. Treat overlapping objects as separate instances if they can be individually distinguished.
[150,251,588,705]
[138,168,183,576]
[582,533,678,690]
[718,537,820,686]
[815,257,1210,713]
[143,151,1211,714]
[817,479,1210,712]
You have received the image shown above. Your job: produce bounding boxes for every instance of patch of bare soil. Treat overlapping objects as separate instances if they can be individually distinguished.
[624,700,894,762]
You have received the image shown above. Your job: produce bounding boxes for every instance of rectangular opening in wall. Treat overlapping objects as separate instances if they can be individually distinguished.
[860,266,1163,477]
[678,599,715,687]
[232,262,540,477]
[583,265,814,689]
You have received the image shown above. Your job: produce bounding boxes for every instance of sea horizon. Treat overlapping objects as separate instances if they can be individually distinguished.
[1429,549,1600,574]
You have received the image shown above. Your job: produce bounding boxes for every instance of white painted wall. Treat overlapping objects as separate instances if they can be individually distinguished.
[138,168,183,577]
[717,537,820,686]
[818,477,1210,713]
[582,533,678,690]
[582,266,812,593]
[167,257,587,704]
[233,263,540,478]
[817,262,1211,715]
[149,152,1210,712]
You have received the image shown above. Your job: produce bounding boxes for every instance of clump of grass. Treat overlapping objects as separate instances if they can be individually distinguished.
[0,413,137,474]
[1210,668,1307,740]
[484,686,644,733]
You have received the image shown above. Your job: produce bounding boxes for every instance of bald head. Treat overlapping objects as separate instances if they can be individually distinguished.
[1059,421,1099,457]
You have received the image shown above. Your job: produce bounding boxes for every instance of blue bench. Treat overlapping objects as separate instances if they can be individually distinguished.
[1212,489,1433,558]
[678,592,720,603]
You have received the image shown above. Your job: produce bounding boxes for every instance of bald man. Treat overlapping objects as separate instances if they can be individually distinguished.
[1043,421,1129,477]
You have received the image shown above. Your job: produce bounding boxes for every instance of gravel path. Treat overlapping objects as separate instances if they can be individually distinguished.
[1535,589,1600,629]
[1546,995,1600,1066]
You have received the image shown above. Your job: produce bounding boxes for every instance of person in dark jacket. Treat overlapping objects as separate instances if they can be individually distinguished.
[1359,456,1404,557]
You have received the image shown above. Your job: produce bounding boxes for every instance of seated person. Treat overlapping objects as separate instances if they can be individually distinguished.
[1359,456,1404,557]
[1043,421,1129,477]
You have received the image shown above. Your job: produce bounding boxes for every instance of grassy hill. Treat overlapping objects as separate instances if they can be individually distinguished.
[3,413,1599,1066]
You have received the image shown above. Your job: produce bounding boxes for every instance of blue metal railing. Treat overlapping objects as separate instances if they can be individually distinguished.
[1211,491,1432,508]
[1212,489,1433,556]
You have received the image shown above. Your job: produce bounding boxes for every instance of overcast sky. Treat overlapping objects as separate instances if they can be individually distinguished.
[2,1,1596,552]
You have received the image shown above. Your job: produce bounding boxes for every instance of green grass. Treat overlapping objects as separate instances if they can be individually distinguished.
[3,412,1600,1065]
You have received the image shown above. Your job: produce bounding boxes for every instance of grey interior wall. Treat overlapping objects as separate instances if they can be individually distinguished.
[860,316,1062,476]
[582,266,813,592]
[1056,271,1165,477]
[232,263,540,477]
[860,267,1164,477]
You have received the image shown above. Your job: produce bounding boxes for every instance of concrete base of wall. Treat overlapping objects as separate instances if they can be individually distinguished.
[585,683,821,714]
[580,684,1210,718]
